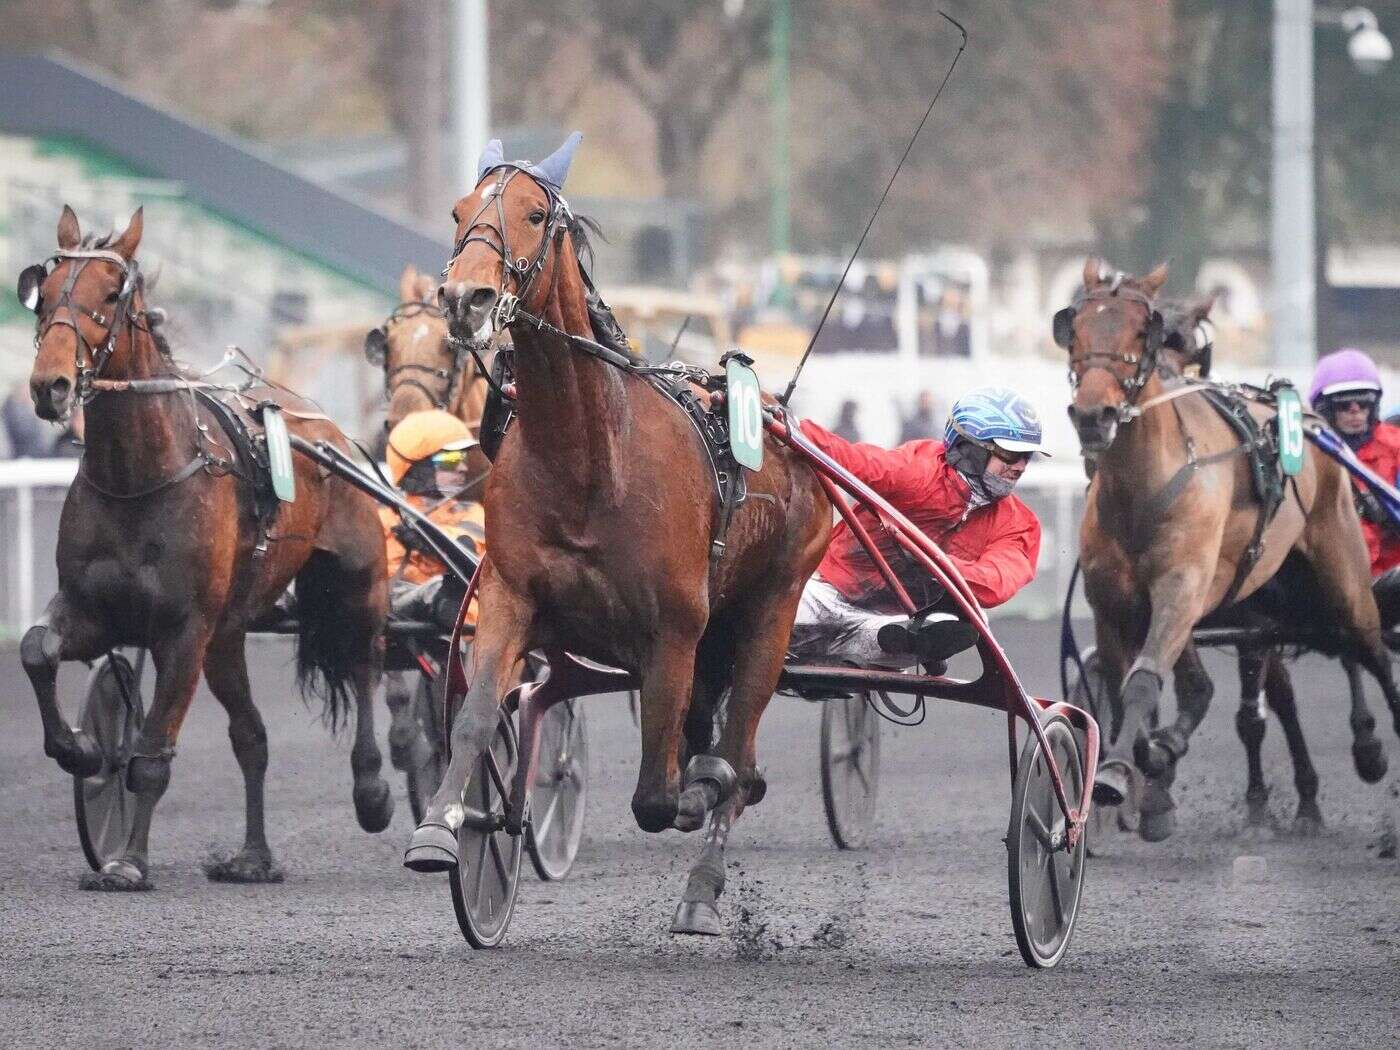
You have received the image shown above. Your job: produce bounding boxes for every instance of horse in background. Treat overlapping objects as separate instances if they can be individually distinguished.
[22,205,390,890]
[367,265,490,436]
[1059,259,1399,840]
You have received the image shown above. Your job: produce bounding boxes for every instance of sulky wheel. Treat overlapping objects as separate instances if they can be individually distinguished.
[820,692,881,850]
[74,650,148,872]
[405,673,446,825]
[526,699,589,881]
[448,708,524,948]
[1007,713,1088,969]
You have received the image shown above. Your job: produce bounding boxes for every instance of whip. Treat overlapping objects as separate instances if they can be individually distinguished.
[779,10,968,406]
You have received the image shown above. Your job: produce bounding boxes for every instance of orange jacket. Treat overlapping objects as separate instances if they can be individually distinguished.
[799,419,1041,611]
[1354,422,1400,576]
[380,497,485,624]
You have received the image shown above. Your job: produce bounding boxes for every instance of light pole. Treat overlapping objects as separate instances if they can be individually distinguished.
[1270,3,1391,370]
[453,0,490,197]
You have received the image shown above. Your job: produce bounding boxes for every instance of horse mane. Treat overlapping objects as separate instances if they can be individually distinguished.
[569,213,606,276]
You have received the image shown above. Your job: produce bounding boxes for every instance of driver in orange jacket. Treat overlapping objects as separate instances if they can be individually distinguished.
[381,410,486,772]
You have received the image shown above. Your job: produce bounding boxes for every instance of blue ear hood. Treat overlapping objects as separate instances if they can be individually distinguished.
[531,131,583,188]
[475,138,505,182]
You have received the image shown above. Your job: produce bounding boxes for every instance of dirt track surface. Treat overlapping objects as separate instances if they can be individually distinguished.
[2,620,1399,1048]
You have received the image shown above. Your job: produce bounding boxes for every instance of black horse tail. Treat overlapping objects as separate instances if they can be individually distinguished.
[293,550,361,732]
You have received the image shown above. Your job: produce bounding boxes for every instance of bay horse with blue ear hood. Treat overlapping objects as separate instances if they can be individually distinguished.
[403,134,832,935]
[1058,258,1400,838]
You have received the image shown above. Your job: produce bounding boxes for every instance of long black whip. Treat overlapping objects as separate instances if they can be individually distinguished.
[779,11,968,406]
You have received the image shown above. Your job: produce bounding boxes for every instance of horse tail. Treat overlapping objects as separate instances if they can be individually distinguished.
[293,550,361,732]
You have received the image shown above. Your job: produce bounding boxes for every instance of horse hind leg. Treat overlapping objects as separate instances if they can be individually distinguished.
[200,632,283,882]
[296,550,392,833]
[1344,657,1388,783]
[1263,652,1322,834]
[1234,647,1274,833]
[671,585,800,936]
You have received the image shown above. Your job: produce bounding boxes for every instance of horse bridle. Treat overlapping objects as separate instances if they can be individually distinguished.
[442,165,572,329]
[1053,283,1164,420]
[23,248,146,404]
[367,300,473,413]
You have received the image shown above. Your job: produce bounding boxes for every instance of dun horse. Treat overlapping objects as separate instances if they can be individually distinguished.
[22,206,390,889]
[402,136,831,934]
[1059,260,1400,838]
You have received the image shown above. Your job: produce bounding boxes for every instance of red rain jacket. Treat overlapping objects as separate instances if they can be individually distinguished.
[1355,421,1400,576]
[799,419,1041,611]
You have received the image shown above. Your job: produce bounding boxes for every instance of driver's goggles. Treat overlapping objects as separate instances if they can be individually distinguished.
[987,445,1032,466]
[1328,393,1378,412]
[431,449,470,468]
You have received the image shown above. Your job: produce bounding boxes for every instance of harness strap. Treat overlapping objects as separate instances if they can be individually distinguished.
[1122,445,1249,555]
[77,452,207,501]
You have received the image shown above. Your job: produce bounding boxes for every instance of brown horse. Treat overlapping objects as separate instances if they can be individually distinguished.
[402,141,831,934]
[1059,259,1398,838]
[22,206,390,890]
[367,265,490,434]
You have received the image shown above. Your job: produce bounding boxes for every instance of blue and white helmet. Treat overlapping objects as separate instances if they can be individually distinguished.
[944,387,1048,456]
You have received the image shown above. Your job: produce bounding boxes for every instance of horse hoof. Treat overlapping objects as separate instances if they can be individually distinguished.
[1353,740,1387,783]
[1093,760,1131,806]
[744,767,768,807]
[79,859,152,891]
[354,777,394,833]
[1133,736,1173,778]
[670,900,723,937]
[672,786,708,833]
[50,731,103,779]
[403,822,458,873]
[1138,807,1176,842]
[1292,802,1324,838]
[631,793,679,834]
[203,850,285,884]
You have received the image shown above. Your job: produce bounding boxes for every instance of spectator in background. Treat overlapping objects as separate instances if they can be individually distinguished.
[898,390,942,444]
[3,380,55,457]
[832,399,862,443]
[933,288,972,357]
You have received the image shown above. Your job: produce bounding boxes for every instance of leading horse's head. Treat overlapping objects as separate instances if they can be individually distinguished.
[438,133,584,340]
[1054,258,1169,454]
[367,265,458,431]
[25,205,146,421]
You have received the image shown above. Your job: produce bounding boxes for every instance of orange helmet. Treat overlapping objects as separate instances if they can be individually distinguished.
[386,409,474,485]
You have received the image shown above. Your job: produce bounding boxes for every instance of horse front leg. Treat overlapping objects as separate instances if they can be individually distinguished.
[1098,566,1206,804]
[1137,642,1216,842]
[403,581,529,872]
[83,624,209,891]
[20,593,109,777]
[632,629,703,834]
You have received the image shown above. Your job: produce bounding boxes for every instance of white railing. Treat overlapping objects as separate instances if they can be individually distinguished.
[0,457,1089,638]
[0,458,78,637]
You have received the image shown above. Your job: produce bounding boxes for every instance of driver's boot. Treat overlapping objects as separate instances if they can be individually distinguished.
[877,613,979,672]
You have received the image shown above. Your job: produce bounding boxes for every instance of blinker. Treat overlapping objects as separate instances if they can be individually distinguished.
[17,263,46,313]
[1052,307,1075,349]
[364,327,388,364]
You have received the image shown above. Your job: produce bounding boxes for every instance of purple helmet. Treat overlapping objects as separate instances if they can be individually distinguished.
[1310,348,1382,405]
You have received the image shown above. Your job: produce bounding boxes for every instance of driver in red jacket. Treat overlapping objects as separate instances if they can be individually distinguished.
[789,387,1045,670]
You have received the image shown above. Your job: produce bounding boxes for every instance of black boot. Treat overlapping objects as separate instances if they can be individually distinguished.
[877,615,978,665]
